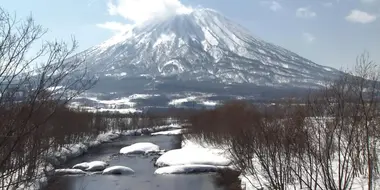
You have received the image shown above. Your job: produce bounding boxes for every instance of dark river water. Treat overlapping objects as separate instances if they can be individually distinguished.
[45,135,224,190]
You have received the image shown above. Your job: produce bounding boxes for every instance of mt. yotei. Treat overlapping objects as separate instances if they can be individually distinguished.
[80,8,340,89]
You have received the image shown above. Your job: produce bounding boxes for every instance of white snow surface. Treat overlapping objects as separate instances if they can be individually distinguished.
[86,108,142,114]
[153,33,176,48]
[154,164,223,174]
[85,94,157,107]
[86,97,136,107]
[240,170,380,190]
[96,29,135,52]
[167,94,218,107]
[120,142,160,154]
[72,162,90,170]
[201,100,219,106]
[46,86,64,92]
[54,169,87,175]
[71,93,164,114]
[168,96,198,106]
[72,161,108,171]
[155,138,231,167]
[151,129,183,136]
[178,135,380,190]
[102,166,135,175]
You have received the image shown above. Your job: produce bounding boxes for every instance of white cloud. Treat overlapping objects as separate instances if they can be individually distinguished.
[261,1,282,12]
[345,10,377,23]
[302,32,315,43]
[96,22,132,34]
[270,1,282,11]
[87,0,96,6]
[296,7,317,18]
[322,2,333,7]
[106,0,193,25]
[361,0,378,3]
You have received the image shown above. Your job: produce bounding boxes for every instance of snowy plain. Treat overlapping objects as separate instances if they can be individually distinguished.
[152,133,380,189]
[174,136,380,190]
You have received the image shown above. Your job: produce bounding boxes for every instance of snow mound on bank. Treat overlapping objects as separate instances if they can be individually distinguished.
[72,161,108,171]
[49,131,121,165]
[155,147,230,167]
[72,162,90,170]
[54,169,87,175]
[151,129,183,136]
[154,164,223,174]
[120,142,160,154]
[166,123,182,129]
[102,166,135,175]
[95,132,120,143]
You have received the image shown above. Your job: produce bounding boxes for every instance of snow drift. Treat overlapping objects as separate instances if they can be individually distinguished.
[154,164,223,174]
[72,161,108,171]
[119,142,160,154]
[102,166,135,175]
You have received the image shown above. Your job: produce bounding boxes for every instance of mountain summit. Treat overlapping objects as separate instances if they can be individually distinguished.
[83,8,340,88]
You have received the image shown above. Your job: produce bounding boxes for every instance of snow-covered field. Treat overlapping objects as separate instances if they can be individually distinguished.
[168,94,219,107]
[84,94,158,108]
[175,137,380,190]
[152,133,380,190]
[68,93,221,114]
[68,93,161,113]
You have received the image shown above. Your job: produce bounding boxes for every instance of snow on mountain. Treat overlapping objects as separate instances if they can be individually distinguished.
[82,8,340,88]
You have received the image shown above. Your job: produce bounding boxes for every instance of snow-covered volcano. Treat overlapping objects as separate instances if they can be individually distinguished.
[82,8,340,88]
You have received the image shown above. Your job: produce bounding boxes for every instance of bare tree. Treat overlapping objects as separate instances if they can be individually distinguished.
[289,52,380,190]
[349,52,380,190]
[187,52,380,190]
[0,7,96,189]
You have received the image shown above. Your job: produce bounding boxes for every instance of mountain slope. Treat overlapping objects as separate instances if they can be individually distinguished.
[82,8,340,88]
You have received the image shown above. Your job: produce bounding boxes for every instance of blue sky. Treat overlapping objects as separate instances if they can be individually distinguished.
[0,0,379,69]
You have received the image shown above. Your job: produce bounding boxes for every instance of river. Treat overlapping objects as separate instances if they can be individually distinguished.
[44,134,224,190]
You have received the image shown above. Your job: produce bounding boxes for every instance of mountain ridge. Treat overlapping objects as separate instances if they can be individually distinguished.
[80,8,341,89]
